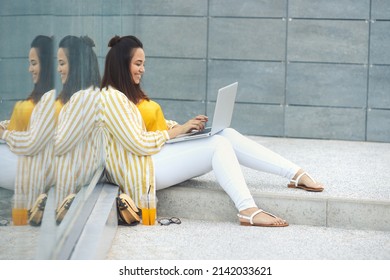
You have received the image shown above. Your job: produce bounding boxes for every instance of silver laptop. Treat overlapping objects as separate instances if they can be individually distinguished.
[166,82,238,144]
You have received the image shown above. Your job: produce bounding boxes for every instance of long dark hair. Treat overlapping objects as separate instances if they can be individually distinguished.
[57,35,101,104]
[101,35,149,104]
[28,35,54,103]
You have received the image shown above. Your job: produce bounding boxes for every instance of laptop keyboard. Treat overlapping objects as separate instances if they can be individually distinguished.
[191,127,212,136]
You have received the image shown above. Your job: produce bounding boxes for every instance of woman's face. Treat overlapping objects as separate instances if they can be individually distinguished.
[57,48,69,84]
[129,48,145,85]
[29,48,40,84]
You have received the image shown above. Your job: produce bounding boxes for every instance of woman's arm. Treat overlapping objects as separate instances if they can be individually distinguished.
[103,88,169,156]
[166,120,178,130]
[0,120,9,130]
[54,89,97,155]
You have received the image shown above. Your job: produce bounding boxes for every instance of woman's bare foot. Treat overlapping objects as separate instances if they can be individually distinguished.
[238,207,288,227]
[288,169,324,192]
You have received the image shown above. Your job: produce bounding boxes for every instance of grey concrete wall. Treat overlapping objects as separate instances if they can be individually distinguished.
[1,0,389,142]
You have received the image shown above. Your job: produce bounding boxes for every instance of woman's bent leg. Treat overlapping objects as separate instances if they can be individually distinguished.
[152,136,257,211]
[218,128,300,180]
[0,144,17,190]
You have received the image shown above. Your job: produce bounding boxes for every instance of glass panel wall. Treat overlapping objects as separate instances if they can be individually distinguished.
[0,0,107,259]
[0,0,55,259]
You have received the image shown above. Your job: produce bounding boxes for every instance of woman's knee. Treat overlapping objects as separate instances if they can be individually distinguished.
[219,127,239,138]
[210,134,234,150]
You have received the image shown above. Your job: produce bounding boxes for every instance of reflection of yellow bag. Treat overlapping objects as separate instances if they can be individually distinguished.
[28,193,48,226]
[117,193,140,225]
[56,193,76,225]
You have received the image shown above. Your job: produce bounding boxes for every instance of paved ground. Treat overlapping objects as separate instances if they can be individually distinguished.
[107,219,390,260]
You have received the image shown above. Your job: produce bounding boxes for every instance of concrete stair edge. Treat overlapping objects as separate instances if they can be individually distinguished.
[156,186,390,231]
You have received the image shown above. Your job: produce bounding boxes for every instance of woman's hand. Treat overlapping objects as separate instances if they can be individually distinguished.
[182,115,208,133]
[167,115,208,139]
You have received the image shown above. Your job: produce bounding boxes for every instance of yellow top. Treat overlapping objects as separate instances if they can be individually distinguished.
[136,99,168,131]
[55,99,64,121]
[7,99,35,131]
[4,96,63,132]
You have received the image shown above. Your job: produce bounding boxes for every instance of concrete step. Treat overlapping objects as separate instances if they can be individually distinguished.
[156,136,390,232]
[157,182,390,231]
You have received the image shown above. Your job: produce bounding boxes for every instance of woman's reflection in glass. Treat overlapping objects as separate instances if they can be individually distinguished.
[0,35,55,226]
[54,35,102,225]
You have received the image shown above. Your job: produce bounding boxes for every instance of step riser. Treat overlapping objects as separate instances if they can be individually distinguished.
[157,187,390,231]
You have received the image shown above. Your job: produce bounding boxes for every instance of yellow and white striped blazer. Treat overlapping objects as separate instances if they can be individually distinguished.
[101,86,169,206]
[54,87,104,207]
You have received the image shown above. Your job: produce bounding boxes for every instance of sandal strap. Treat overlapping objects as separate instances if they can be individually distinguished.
[290,171,316,187]
[237,209,277,225]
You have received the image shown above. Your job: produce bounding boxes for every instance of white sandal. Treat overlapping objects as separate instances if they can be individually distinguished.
[288,171,324,192]
[237,209,288,227]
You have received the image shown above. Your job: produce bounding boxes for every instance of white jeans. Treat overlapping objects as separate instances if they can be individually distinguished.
[0,144,17,191]
[152,128,300,211]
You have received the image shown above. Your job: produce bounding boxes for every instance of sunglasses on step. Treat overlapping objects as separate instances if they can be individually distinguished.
[157,217,181,226]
